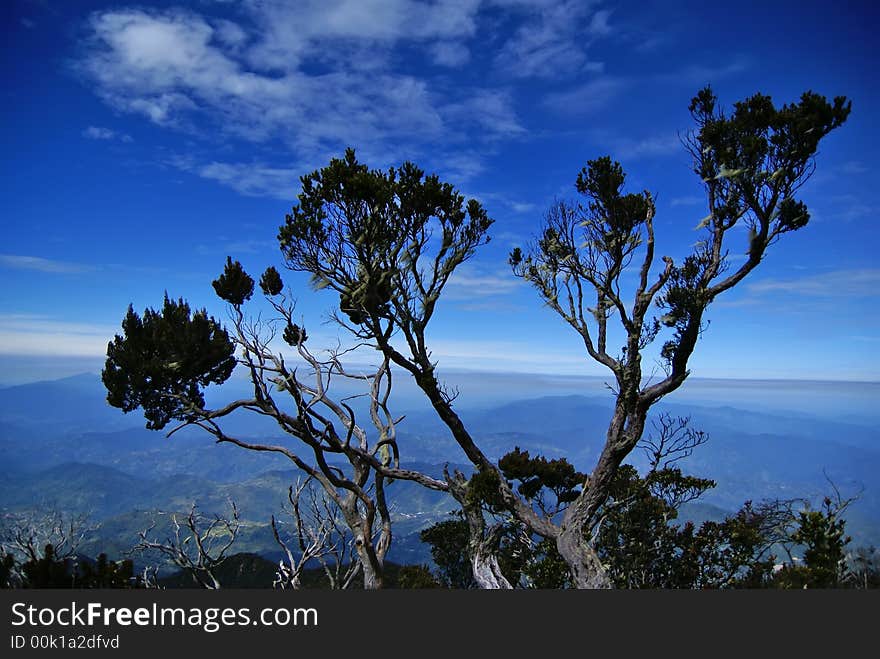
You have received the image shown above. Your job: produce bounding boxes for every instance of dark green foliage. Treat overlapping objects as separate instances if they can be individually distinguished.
[278,148,492,331]
[103,295,236,430]
[282,322,308,346]
[465,467,506,511]
[212,256,254,306]
[20,544,74,587]
[158,553,277,589]
[499,447,584,509]
[4,544,137,589]
[420,457,819,589]
[653,88,850,372]
[848,546,880,589]
[688,87,851,198]
[0,552,15,588]
[523,540,570,589]
[656,253,715,362]
[509,158,653,300]
[75,553,136,588]
[259,266,284,296]
[594,469,795,588]
[394,564,441,589]
[419,513,476,589]
[575,156,651,261]
[774,496,851,588]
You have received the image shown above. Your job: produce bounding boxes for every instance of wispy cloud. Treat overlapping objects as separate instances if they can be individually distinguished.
[196,238,277,256]
[425,337,603,375]
[429,41,471,67]
[445,265,522,300]
[823,195,875,223]
[669,195,703,207]
[493,1,611,79]
[840,160,867,175]
[76,4,529,196]
[600,132,681,161]
[543,77,628,115]
[82,125,132,142]
[0,254,95,274]
[173,158,300,200]
[655,59,750,86]
[0,314,115,357]
[747,269,880,298]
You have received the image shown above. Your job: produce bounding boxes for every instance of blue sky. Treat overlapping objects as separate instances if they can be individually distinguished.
[1,0,878,385]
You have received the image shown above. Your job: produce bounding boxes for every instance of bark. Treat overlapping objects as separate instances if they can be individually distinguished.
[556,528,610,589]
[358,543,382,590]
[471,524,513,590]
[447,470,513,590]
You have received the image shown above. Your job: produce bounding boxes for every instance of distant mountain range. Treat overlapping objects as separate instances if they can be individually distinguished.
[2,373,879,572]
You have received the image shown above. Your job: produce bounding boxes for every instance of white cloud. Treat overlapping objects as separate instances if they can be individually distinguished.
[429,41,471,67]
[0,315,115,357]
[588,9,613,36]
[606,133,681,161]
[189,160,300,200]
[840,160,867,175]
[670,196,703,207]
[0,254,95,274]
[78,6,525,194]
[444,265,522,300]
[509,201,536,213]
[824,195,875,223]
[241,0,481,73]
[82,125,133,142]
[655,59,750,86]
[493,0,609,79]
[542,77,628,114]
[425,337,603,375]
[747,269,880,298]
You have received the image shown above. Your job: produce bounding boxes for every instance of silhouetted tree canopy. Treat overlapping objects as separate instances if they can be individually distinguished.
[103,296,235,430]
[278,148,492,335]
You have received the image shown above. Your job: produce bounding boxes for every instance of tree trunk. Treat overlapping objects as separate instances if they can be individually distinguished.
[554,403,644,589]
[447,469,513,589]
[356,539,383,590]
[472,527,513,589]
[556,526,611,589]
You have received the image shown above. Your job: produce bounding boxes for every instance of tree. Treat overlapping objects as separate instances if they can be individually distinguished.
[509,87,850,586]
[419,512,478,589]
[773,484,855,589]
[421,429,835,590]
[847,546,880,589]
[277,149,561,588]
[104,174,451,589]
[105,87,850,588]
[271,477,362,590]
[0,510,93,588]
[0,511,137,589]
[134,502,241,590]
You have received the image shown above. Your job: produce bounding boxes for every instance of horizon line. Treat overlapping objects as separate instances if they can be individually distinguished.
[1,369,877,390]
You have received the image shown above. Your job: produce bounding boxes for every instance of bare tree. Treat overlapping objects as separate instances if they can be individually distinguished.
[271,477,361,589]
[0,509,93,586]
[134,501,241,589]
[104,262,448,589]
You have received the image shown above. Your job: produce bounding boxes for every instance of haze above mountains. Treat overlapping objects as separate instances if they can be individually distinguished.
[1,372,878,564]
